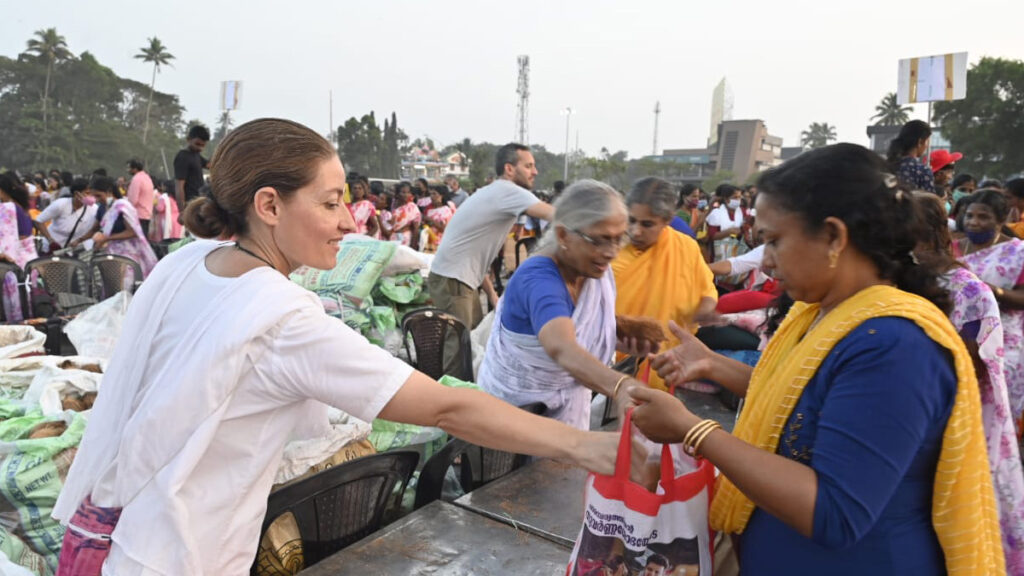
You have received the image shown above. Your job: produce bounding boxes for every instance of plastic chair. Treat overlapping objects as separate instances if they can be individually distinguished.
[24,256,95,316]
[90,253,143,300]
[514,236,538,270]
[413,402,547,510]
[401,308,473,381]
[0,262,27,323]
[150,238,180,260]
[252,451,419,574]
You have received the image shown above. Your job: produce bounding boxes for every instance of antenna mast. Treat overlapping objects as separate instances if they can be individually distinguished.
[515,55,530,144]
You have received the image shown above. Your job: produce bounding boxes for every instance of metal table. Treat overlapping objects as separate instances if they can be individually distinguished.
[298,500,571,575]
[453,458,587,548]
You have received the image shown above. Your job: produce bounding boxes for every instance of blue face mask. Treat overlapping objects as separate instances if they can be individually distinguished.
[697,199,708,210]
[965,229,996,246]
[952,189,970,204]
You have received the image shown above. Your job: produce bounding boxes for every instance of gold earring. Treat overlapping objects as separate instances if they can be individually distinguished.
[828,250,839,269]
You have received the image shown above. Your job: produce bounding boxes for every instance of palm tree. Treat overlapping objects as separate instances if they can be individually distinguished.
[135,37,175,145]
[800,122,837,149]
[871,92,912,126]
[24,28,73,133]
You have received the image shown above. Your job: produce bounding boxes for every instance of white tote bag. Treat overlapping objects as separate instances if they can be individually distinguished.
[567,410,716,576]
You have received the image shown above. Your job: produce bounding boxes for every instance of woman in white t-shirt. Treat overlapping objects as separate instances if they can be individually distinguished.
[53,118,636,576]
[705,184,750,286]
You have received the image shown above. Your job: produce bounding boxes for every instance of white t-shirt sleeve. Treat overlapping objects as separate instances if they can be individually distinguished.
[728,244,765,275]
[269,306,414,423]
[36,198,67,223]
[497,185,540,217]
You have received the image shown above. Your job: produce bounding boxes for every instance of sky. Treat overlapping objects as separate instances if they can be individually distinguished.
[1,0,1021,160]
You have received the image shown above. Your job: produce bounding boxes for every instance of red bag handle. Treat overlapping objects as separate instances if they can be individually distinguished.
[615,408,682,489]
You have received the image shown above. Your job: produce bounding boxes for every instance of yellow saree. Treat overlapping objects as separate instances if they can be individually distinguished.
[612,227,717,390]
[710,285,1005,575]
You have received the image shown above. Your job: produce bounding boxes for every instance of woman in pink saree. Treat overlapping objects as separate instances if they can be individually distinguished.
[0,202,37,321]
[91,183,158,279]
[955,191,1024,429]
[915,192,1024,571]
[423,187,456,252]
[392,183,421,249]
[149,191,182,242]
[346,178,380,237]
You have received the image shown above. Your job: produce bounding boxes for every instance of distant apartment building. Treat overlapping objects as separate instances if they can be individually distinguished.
[400,149,471,181]
[649,119,784,185]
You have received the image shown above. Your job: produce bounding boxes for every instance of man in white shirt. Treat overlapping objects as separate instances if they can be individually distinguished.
[33,178,99,250]
[428,144,554,371]
[126,158,156,236]
[445,174,470,208]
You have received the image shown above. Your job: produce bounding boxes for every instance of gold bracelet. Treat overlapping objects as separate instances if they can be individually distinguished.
[612,374,629,398]
[996,287,1006,298]
[690,422,722,459]
[682,419,718,454]
[682,420,716,449]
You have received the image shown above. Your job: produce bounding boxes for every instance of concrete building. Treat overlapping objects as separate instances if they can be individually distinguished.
[646,119,784,185]
[711,120,783,180]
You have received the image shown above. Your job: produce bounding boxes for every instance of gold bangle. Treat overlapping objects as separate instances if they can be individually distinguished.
[682,419,716,448]
[612,374,629,398]
[682,420,718,453]
[690,422,722,458]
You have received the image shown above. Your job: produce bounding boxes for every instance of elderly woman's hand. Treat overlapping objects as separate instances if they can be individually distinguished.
[627,385,700,445]
[649,321,713,387]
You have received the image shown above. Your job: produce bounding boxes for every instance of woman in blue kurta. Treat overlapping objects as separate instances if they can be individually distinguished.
[627,144,1004,575]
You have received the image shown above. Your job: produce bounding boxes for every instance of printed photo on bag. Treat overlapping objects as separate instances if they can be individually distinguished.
[572,519,701,576]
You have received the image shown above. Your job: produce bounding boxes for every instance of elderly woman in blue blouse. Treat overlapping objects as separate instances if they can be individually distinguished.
[478,180,656,429]
[628,144,1004,575]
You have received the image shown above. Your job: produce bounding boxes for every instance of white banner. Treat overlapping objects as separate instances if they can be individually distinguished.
[897,53,967,105]
[220,80,242,111]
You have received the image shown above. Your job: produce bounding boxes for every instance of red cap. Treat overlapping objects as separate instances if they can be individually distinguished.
[930,149,963,173]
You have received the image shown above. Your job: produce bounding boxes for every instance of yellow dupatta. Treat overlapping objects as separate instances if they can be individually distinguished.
[611,227,717,390]
[709,285,1005,575]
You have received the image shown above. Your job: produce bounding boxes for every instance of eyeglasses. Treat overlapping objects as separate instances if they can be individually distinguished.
[571,229,628,250]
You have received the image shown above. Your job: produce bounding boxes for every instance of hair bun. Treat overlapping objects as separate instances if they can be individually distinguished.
[182,196,235,239]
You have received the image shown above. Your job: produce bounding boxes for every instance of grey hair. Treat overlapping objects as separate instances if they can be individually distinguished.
[626,177,677,220]
[538,179,626,250]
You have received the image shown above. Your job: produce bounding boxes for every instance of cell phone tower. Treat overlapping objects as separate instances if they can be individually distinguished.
[515,55,530,145]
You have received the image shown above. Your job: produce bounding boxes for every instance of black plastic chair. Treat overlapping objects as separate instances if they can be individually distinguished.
[0,262,27,324]
[252,451,419,574]
[401,308,473,381]
[413,402,547,510]
[150,238,180,260]
[24,256,95,316]
[90,253,143,300]
[514,236,539,270]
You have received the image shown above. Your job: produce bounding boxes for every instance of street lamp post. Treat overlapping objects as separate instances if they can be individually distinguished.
[561,107,574,182]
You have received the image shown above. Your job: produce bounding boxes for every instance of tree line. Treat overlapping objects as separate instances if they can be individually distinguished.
[0,28,187,178]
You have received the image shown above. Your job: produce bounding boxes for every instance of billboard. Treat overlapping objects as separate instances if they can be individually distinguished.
[896,53,967,105]
[220,81,242,111]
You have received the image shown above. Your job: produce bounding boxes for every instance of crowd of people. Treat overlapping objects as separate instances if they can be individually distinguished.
[0,115,1021,575]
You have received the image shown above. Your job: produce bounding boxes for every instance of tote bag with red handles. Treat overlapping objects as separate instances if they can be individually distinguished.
[567,410,716,576]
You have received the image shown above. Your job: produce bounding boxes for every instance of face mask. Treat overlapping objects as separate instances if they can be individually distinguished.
[944,201,951,213]
[686,197,699,208]
[952,189,970,204]
[80,195,96,207]
[728,199,742,210]
[697,199,708,210]
[965,229,996,246]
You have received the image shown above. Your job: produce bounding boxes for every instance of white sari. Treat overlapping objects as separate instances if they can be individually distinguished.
[479,269,617,429]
